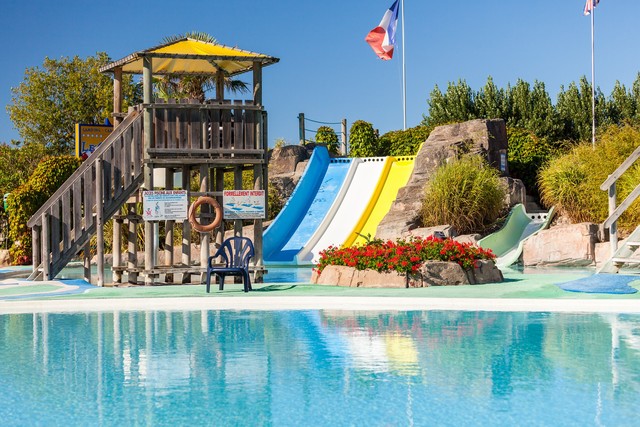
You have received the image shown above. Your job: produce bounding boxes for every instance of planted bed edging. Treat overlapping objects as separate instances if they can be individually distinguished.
[311,260,503,288]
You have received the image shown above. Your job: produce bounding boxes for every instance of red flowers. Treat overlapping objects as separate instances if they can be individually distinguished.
[315,236,495,275]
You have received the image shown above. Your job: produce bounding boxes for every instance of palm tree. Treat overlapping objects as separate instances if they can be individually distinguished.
[154,32,249,102]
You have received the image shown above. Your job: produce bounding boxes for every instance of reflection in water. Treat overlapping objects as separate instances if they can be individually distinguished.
[0,310,639,425]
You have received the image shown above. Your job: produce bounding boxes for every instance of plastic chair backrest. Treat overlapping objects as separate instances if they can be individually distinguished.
[215,236,254,268]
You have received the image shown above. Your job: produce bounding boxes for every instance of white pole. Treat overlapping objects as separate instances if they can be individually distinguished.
[401,0,406,130]
[591,2,596,149]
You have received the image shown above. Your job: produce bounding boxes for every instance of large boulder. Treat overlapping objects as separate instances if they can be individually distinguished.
[523,223,599,267]
[376,119,509,239]
[0,249,10,267]
[268,145,310,177]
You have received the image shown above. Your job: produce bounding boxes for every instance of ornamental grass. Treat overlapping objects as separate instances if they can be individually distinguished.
[315,236,495,275]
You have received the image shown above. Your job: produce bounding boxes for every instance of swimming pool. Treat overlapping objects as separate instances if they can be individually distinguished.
[0,310,638,425]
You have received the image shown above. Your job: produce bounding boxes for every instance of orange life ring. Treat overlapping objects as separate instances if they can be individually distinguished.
[188,196,222,233]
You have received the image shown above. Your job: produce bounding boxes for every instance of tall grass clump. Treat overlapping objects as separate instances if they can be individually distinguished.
[420,155,506,234]
[538,125,640,229]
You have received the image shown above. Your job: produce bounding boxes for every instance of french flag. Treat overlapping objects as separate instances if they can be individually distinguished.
[365,0,400,60]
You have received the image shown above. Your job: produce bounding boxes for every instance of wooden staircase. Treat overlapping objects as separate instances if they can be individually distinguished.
[597,225,640,274]
[27,110,144,281]
[598,144,640,274]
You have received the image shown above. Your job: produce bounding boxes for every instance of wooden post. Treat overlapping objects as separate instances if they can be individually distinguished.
[127,203,138,285]
[31,226,41,278]
[341,118,347,155]
[609,183,618,254]
[253,61,262,106]
[142,55,155,285]
[215,167,225,261]
[234,165,243,237]
[165,168,174,283]
[83,242,91,283]
[113,216,122,284]
[298,113,305,145]
[216,70,225,101]
[199,165,210,283]
[113,67,123,127]
[41,212,50,280]
[96,158,105,287]
[181,165,192,284]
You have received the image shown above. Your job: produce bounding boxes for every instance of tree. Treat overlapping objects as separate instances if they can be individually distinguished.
[315,126,339,154]
[556,76,606,142]
[476,76,505,120]
[348,120,379,157]
[7,52,141,154]
[0,142,50,195]
[154,32,249,102]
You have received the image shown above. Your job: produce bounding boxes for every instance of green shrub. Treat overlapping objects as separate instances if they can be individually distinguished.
[421,155,506,234]
[507,127,558,198]
[7,155,81,264]
[348,120,380,157]
[538,124,640,228]
[315,126,340,154]
[379,125,432,156]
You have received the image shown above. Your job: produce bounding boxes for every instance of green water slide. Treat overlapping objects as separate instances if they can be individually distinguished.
[478,204,555,267]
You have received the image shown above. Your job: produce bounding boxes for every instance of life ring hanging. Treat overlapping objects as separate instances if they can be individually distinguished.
[188,196,223,233]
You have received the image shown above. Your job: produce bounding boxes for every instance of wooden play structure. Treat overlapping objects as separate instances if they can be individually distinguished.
[27,38,279,285]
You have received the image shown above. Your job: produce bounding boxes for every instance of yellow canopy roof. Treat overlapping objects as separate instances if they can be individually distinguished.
[100,38,279,77]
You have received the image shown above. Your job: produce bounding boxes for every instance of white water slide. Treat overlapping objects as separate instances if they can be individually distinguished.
[296,157,387,265]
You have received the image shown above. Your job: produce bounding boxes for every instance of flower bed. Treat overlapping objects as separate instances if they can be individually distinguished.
[315,235,496,276]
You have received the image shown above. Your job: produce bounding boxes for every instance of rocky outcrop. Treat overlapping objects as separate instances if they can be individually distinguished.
[0,249,10,267]
[376,119,509,239]
[311,260,503,288]
[500,177,527,209]
[523,223,599,267]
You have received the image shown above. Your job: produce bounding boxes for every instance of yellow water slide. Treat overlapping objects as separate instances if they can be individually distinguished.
[343,156,416,247]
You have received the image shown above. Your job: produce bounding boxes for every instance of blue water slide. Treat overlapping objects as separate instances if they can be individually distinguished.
[264,146,330,261]
[264,148,353,263]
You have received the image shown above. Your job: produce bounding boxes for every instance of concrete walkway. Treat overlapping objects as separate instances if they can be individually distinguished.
[1,265,639,314]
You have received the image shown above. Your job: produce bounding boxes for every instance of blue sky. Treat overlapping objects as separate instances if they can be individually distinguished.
[0,0,639,148]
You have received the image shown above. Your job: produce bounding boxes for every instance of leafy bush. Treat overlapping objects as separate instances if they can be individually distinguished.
[421,155,506,234]
[538,124,640,227]
[315,126,340,154]
[507,127,559,197]
[315,235,495,275]
[0,142,50,195]
[379,125,432,156]
[7,155,81,264]
[348,120,380,157]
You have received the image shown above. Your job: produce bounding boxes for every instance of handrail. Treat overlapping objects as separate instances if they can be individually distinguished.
[27,110,141,227]
[600,144,640,253]
[601,145,640,190]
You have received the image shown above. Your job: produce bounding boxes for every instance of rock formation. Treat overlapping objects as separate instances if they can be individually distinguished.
[376,119,509,240]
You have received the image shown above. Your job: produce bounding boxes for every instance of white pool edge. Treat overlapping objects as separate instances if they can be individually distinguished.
[1,296,639,314]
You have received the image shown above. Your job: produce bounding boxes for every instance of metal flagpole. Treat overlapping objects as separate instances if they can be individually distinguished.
[401,0,406,130]
[591,1,596,149]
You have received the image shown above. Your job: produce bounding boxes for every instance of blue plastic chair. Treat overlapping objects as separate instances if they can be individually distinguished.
[206,236,254,293]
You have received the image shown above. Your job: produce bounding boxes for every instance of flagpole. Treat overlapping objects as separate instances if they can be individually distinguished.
[591,2,596,149]
[401,0,406,130]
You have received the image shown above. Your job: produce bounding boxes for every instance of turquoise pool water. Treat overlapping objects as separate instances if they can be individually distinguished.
[1,310,639,426]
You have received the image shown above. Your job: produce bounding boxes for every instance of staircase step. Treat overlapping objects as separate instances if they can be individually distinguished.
[612,257,640,265]
[625,241,640,248]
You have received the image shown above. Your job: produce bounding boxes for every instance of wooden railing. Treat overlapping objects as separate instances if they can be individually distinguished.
[600,144,640,252]
[146,99,265,162]
[27,110,144,280]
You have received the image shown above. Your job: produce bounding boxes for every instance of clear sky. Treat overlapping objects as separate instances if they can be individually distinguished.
[0,0,638,148]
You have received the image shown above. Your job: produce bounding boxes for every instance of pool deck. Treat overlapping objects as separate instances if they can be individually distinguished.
[1,266,640,314]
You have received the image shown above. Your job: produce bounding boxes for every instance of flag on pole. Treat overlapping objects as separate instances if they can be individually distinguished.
[365,0,400,60]
[584,0,599,15]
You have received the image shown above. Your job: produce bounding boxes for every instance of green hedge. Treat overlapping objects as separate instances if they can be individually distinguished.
[7,155,80,264]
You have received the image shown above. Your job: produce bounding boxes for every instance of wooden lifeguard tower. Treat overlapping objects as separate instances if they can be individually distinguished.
[27,38,279,286]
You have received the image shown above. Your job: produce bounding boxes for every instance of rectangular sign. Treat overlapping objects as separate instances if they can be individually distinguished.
[75,123,113,158]
[223,190,266,219]
[142,190,188,221]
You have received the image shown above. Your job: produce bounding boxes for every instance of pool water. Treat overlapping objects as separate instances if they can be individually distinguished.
[1,310,639,426]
